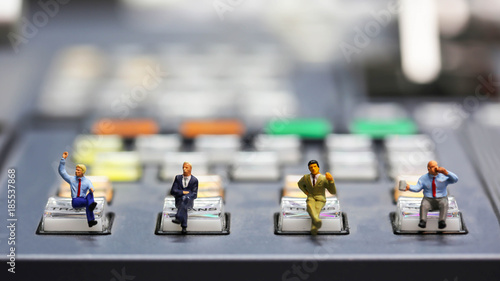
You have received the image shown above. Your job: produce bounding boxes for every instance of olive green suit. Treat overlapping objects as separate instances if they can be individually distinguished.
[297,174,337,224]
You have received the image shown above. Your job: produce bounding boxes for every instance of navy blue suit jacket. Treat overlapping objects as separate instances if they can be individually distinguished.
[170,175,198,208]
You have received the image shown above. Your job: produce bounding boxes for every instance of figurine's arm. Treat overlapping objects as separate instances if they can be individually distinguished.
[408,178,424,192]
[190,179,198,200]
[58,153,71,184]
[170,177,183,197]
[445,171,458,184]
[325,172,337,195]
[88,180,94,193]
[297,176,309,196]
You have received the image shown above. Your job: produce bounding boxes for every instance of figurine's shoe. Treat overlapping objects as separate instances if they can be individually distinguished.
[418,220,427,228]
[172,219,181,224]
[312,217,322,229]
[311,225,318,235]
[314,219,322,229]
[438,220,447,229]
[88,220,98,228]
[89,202,97,212]
[181,227,187,234]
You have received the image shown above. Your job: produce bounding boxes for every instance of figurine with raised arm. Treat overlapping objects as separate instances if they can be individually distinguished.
[297,160,337,235]
[405,160,458,229]
[59,151,98,227]
[170,162,198,234]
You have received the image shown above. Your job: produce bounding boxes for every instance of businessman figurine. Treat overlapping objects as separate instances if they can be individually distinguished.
[406,160,459,229]
[59,151,98,228]
[297,160,337,235]
[170,162,198,234]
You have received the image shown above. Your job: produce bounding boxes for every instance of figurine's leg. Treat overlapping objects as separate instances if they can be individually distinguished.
[438,197,449,222]
[71,197,85,209]
[306,197,320,224]
[85,191,95,222]
[420,197,431,222]
[314,200,326,223]
[176,196,190,228]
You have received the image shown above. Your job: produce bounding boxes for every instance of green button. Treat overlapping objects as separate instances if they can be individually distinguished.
[350,118,417,139]
[265,118,332,139]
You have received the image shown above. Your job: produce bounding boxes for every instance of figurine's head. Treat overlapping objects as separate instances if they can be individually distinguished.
[182,162,192,177]
[75,164,86,177]
[427,160,439,176]
[308,160,320,175]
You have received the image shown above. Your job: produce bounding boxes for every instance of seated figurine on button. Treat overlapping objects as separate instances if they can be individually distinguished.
[170,162,198,234]
[59,151,98,228]
[405,160,458,229]
[297,160,337,235]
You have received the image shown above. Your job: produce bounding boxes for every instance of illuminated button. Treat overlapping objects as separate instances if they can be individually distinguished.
[386,151,436,179]
[328,151,378,181]
[387,151,436,165]
[91,152,142,182]
[135,134,182,164]
[254,134,302,164]
[326,134,378,181]
[350,119,417,139]
[392,196,466,234]
[239,90,298,125]
[180,120,245,138]
[325,134,373,152]
[58,176,114,203]
[160,152,209,181]
[37,197,111,234]
[194,135,241,164]
[282,175,304,197]
[393,174,423,202]
[265,118,332,139]
[92,119,159,138]
[156,197,228,234]
[329,151,376,166]
[72,135,123,165]
[157,91,236,119]
[350,103,417,138]
[276,197,348,234]
[330,165,378,181]
[385,134,434,152]
[196,175,225,198]
[385,134,437,179]
[231,152,280,181]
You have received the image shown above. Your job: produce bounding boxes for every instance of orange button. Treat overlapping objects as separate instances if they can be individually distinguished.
[180,120,245,138]
[92,119,159,137]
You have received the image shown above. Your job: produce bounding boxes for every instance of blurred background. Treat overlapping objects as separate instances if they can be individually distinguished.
[1,1,500,280]
[0,0,499,135]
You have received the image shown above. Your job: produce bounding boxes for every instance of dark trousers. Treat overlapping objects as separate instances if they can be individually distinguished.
[72,191,95,222]
[175,195,193,228]
[420,196,448,222]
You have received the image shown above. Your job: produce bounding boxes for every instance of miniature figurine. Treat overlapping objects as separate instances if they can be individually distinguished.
[59,151,98,227]
[405,160,458,229]
[170,162,198,234]
[297,160,337,235]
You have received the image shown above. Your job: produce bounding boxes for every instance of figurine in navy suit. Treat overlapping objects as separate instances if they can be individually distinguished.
[170,162,198,234]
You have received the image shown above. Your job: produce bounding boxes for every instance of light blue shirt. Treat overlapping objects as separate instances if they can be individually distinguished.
[59,158,94,198]
[409,171,458,198]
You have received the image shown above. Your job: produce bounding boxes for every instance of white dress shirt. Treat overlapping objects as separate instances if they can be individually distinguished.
[182,175,191,188]
[310,173,320,186]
